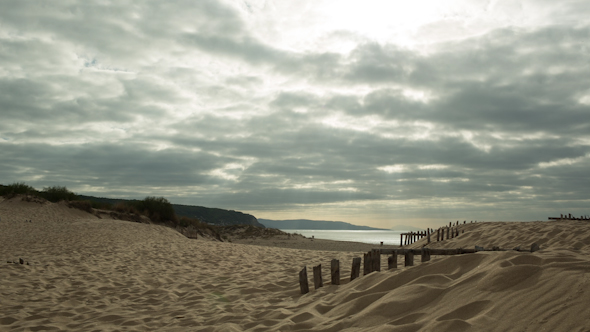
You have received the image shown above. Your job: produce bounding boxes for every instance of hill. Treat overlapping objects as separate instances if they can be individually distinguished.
[78,195,264,228]
[258,219,387,230]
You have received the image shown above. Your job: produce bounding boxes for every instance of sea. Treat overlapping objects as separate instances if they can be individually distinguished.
[280,229,405,246]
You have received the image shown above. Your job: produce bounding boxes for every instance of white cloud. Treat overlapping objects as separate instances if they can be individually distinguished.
[1,0,590,226]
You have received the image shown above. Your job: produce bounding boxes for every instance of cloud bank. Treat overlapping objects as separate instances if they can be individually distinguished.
[1,0,589,227]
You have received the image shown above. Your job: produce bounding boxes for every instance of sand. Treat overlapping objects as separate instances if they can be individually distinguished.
[2,196,590,331]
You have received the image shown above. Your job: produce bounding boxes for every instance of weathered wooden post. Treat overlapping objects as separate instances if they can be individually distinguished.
[351,257,361,281]
[331,259,340,285]
[446,226,450,240]
[299,266,309,294]
[313,264,323,289]
[437,228,440,241]
[400,233,403,247]
[372,249,381,272]
[421,248,431,262]
[456,227,459,237]
[388,251,397,269]
[405,251,414,267]
[363,252,371,275]
[427,229,431,244]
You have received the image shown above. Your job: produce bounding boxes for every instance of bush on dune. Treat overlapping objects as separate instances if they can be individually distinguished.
[40,186,78,202]
[136,196,177,223]
[113,201,141,215]
[0,182,37,198]
[68,200,93,213]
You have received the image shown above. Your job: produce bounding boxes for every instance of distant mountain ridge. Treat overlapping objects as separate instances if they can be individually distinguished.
[259,219,387,230]
[78,195,264,227]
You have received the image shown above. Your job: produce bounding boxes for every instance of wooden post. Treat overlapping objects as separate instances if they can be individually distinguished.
[313,264,323,289]
[299,266,309,294]
[437,228,440,241]
[372,250,380,272]
[451,227,454,238]
[404,251,414,266]
[421,248,431,262]
[363,252,371,275]
[388,252,397,269]
[331,259,340,285]
[427,229,431,244]
[446,226,450,240]
[351,257,361,281]
[400,233,403,247]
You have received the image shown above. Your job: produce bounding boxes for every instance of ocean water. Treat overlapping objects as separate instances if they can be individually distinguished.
[280,229,405,246]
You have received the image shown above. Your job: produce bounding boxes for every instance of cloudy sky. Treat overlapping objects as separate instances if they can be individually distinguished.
[1,0,589,228]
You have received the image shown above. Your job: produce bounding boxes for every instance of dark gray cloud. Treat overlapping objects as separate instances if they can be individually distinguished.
[1,1,589,227]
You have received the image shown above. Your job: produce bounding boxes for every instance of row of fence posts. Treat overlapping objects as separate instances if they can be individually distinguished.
[400,220,477,246]
[299,241,541,294]
[299,248,429,294]
[548,213,590,220]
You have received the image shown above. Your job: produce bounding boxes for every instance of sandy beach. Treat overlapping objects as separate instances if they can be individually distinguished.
[2,196,590,331]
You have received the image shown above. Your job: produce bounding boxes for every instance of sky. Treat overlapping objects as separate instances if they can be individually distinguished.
[1,0,589,229]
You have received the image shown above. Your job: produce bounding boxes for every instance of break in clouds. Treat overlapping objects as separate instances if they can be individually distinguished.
[1,0,589,227]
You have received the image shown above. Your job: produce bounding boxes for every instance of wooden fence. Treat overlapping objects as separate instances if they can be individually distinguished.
[299,243,540,294]
[548,213,589,221]
[400,220,476,246]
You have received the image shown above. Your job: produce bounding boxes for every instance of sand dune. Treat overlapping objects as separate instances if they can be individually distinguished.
[2,196,590,331]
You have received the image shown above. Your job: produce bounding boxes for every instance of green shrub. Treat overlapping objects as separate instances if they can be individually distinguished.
[68,200,93,213]
[113,201,140,215]
[90,201,113,210]
[40,186,78,202]
[136,196,177,223]
[0,182,37,197]
[178,216,210,229]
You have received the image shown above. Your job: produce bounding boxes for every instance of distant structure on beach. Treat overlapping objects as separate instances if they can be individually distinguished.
[548,213,589,221]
